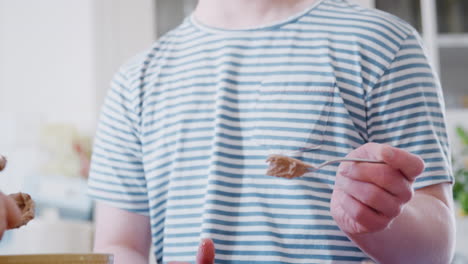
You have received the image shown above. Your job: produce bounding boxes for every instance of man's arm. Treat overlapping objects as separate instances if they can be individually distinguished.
[349,183,455,264]
[93,202,152,264]
[331,143,455,264]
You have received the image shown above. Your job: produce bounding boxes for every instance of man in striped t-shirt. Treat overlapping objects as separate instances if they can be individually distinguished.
[88,0,455,263]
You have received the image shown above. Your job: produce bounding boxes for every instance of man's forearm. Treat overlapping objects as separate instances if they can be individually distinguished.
[348,192,455,264]
[94,245,148,264]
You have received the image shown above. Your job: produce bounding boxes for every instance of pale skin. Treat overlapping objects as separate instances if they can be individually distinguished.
[93,1,455,263]
[0,192,22,239]
[93,204,152,264]
[0,156,23,239]
[332,142,455,264]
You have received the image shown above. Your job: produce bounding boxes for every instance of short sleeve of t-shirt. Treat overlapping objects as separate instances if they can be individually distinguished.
[366,29,454,189]
[87,66,149,215]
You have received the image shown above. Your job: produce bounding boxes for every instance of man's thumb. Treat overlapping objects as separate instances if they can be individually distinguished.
[196,238,215,264]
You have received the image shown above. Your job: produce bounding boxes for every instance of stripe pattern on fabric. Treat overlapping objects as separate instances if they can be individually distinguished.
[88,0,453,263]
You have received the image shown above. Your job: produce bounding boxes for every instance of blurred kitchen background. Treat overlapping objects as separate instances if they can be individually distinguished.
[0,0,467,262]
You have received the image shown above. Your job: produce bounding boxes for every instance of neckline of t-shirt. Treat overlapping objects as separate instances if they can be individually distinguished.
[189,0,326,34]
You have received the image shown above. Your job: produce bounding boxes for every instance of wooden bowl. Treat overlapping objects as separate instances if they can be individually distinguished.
[0,254,113,264]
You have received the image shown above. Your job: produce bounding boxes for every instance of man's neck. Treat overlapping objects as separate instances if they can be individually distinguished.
[194,0,318,30]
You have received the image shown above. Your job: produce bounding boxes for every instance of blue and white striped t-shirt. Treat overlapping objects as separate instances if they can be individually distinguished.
[88,0,453,263]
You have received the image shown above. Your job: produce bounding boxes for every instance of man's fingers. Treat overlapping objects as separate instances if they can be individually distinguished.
[377,144,425,180]
[197,238,215,264]
[338,162,414,201]
[331,190,391,234]
[335,176,404,219]
[350,143,425,181]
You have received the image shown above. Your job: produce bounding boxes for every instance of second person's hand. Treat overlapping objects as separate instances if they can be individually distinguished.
[0,192,22,239]
[168,238,215,264]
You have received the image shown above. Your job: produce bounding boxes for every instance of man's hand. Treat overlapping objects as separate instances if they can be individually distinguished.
[169,238,215,264]
[330,143,425,234]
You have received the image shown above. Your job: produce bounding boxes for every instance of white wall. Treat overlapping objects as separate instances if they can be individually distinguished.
[0,0,155,254]
[94,0,156,111]
[353,0,375,8]
[0,0,97,194]
[0,0,156,140]
[0,0,155,193]
[0,0,96,134]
